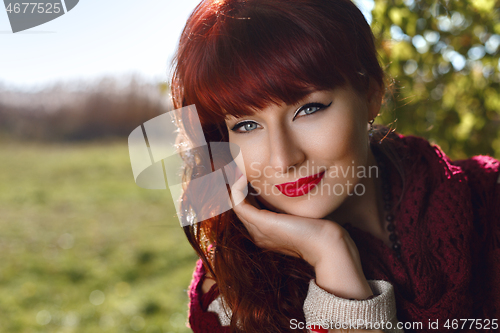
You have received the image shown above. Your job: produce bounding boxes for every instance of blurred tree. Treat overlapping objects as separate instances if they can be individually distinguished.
[0,76,172,142]
[372,0,500,159]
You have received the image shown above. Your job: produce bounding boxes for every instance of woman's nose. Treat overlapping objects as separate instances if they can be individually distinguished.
[267,126,305,174]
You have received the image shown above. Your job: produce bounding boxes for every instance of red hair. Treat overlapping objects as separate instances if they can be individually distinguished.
[170,0,387,332]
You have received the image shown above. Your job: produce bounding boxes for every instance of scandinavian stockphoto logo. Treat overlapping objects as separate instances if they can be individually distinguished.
[4,0,79,33]
[128,105,247,227]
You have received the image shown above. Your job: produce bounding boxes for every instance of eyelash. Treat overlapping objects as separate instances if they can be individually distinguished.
[230,101,332,133]
[293,101,333,119]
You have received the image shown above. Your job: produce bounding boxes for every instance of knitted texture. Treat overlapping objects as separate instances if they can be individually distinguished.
[187,259,230,333]
[186,134,500,332]
[346,134,500,332]
[207,295,232,327]
[303,279,402,333]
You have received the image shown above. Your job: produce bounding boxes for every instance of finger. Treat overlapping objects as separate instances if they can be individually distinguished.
[228,174,262,222]
[233,194,275,229]
[229,174,274,224]
[229,175,277,233]
[229,172,248,208]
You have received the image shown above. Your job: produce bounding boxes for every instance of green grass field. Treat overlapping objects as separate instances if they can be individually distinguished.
[0,140,197,333]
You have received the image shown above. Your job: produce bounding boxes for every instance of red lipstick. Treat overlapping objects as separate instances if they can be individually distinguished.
[274,170,325,197]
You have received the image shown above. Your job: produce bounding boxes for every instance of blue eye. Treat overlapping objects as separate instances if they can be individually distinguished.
[231,121,259,133]
[293,101,332,119]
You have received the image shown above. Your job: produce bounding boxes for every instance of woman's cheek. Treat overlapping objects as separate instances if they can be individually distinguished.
[248,160,263,179]
[317,126,352,161]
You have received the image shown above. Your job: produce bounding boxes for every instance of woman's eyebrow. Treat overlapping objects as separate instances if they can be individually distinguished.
[224,115,243,123]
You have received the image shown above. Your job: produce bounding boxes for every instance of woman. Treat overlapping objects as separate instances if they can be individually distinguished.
[169,0,500,332]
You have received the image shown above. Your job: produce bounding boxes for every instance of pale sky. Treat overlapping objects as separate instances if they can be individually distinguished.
[0,0,372,90]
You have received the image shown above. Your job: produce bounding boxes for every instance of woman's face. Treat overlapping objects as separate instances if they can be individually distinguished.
[224,83,381,219]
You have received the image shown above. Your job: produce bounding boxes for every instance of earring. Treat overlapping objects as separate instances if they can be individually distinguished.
[368,119,375,138]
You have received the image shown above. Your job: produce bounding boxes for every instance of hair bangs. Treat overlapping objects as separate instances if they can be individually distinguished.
[172,0,370,126]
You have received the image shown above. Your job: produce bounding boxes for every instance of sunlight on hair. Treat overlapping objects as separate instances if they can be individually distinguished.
[212,0,225,7]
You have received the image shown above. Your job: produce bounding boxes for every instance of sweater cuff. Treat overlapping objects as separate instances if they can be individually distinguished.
[303,279,402,333]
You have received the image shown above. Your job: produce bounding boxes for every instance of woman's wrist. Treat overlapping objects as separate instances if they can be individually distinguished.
[310,225,373,300]
[314,261,373,300]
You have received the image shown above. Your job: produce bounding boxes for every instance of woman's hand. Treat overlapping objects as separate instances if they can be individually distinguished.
[229,174,373,300]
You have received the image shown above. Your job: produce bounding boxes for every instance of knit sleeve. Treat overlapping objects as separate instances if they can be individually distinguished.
[189,259,404,332]
[187,259,231,332]
[198,278,403,333]
[303,279,403,333]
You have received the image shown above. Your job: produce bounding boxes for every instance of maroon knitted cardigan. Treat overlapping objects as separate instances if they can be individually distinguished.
[186,134,500,332]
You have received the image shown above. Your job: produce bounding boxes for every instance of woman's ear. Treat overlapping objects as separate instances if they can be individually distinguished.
[366,77,383,121]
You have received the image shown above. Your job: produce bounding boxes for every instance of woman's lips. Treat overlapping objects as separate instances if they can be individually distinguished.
[274,170,326,197]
